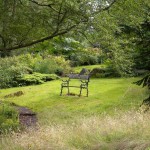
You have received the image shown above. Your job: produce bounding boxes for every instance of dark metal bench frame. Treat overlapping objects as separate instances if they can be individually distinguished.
[60,74,90,97]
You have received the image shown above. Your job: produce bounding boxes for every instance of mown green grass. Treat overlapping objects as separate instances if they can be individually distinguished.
[0,77,149,150]
[73,64,106,73]
[0,77,147,125]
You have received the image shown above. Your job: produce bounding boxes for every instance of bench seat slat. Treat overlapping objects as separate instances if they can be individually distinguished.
[62,85,81,88]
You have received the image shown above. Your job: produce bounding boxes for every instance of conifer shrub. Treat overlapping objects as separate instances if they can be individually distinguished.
[16,73,59,86]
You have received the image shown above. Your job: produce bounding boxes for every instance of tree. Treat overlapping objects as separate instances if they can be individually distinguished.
[134,73,150,110]
[0,0,116,56]
[83,0,150,75]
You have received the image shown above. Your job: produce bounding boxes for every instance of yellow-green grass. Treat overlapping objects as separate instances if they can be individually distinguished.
[0,77,150,150]
[0,111,150,150]
[0,78,148,125]
[73,64,106,73]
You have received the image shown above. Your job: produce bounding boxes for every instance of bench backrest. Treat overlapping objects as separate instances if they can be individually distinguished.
[79,75,90,81]
[68,68,90,81]
[68,74,80,79]
[68,74,90,82]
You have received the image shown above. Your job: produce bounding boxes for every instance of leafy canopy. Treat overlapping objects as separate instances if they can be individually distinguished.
[0,0,116,54]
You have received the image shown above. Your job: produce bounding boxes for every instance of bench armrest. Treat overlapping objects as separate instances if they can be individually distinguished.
[62,79,70,82]
[80,80,89,83]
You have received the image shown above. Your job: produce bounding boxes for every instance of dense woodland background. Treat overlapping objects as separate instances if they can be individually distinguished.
[0,0,149,83]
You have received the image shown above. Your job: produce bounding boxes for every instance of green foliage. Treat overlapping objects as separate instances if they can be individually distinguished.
[134,73,150,107]
[73,64,120,78]
[0,103,19,133]
[16,73,60,86]
[86,0,150,76]
[0,0,103,53]
[90,67,120,78]
[0,54,68,88]
[52,55,71,75]
[18,54,71,75]
[33,59,59,74]
[32,55,71,75]
[70,51,99,66]
[0,56,31,88]
[135,73,150,89]
[73,64,107,73]
[35,37,84,56]
[112,46,135,76]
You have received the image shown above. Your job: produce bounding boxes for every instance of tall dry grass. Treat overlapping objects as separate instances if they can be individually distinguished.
[0,110,150,150]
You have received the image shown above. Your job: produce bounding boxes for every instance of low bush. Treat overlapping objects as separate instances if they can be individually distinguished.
[33,59,60,74]
[16,73,60,86]
[70,52,99,67]
[18,54,71,76]
[52,56,71,75]
[90,67,121,78]
[68,47,105,67]
[0,54,70,88]
[0,57,31,88]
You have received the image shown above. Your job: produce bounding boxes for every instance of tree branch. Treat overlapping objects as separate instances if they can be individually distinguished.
[79,31,95,47]
[102,0,117,11]
[92,0,117,15]
[29,0,54,7]
[19,26,34,45]
[0,34,6,48]
[29,0,59,13]
[0,24,77,52]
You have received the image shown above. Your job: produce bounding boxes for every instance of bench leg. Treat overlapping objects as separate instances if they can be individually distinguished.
[60,86,63,96]
[87,88,88,97]
[79,87,82,97]
[67,87,70,95]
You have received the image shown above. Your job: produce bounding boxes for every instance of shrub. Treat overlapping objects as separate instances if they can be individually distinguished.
[22,54,71,76]
[0,54,70,88]
[33,59,59,74]
[0,57,31,88]
[16,73,60,86]
[90,67,121,78]
[18,54,72,75]
[70,52,99,67]
[88,55,99,65]
[52,56,71,75]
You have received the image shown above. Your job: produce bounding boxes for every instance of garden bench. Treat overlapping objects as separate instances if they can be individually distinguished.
[60,69,90,97]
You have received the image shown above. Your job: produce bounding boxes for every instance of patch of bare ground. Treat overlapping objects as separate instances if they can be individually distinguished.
[16,106,37,127]
[3,90,37,127]
[4,91,24,98]
[10,102,37,127]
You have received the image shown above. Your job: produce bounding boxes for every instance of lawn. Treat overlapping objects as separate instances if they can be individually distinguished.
[73,64,107,73]
[0,77,150,150]
[0,77,147,125]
